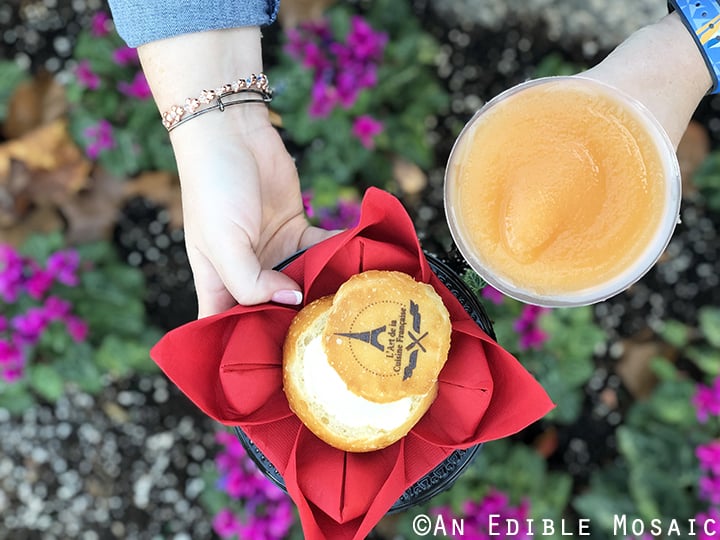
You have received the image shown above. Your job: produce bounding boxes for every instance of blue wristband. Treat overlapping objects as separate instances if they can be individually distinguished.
[669,0,720,94]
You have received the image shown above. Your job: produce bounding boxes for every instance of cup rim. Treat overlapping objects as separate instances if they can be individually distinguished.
[443,75,682,307]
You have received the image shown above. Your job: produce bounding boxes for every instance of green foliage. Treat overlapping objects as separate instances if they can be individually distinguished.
[693,150,720,212]
[0,232,160,414]
[66,30,174,176]
[268,0,449,201]
[0,60,28,123]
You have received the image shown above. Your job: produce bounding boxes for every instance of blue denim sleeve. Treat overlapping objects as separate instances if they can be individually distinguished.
[107,0,280,47]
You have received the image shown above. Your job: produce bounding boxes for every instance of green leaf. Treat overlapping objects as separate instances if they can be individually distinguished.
[0,380,36,415]
[28,364,65,402]
[20,232,64,261]
[96,335,155,376]
[53,342,104,394]
[659,319,689,347]
[0,60,28,121]
[686,346,720,377]
[699,307,720,347]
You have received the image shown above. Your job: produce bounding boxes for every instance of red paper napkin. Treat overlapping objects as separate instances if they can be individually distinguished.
[151,187,554,540]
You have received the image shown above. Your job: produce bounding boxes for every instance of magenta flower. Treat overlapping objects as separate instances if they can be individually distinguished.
[112,45,139,66]
[697,441,720,475]
[302,191,315,219]
[90,12,111,37]
[213,429,295,539]
[43,296,72,321]
[12,307,48,345]
[513,304,549,351]
[0,315,7,333]
[693,378,720,423]
[75,60,101,90]
[118,72,152,100]
[699,474,720,505]
[64,316,88,343]
[432,489,532,539]
[83,120,115,160]
[481,285,505,305]
[347,15,388,61]
[212,508,242,539]
[46,250,80,287]
[308,79,338,118]
[351,115,383,149]
[318,199,361,231]
[287,15,385,116]
[0,244,24,303]
[25,268,53,300]
[696,508,720,539]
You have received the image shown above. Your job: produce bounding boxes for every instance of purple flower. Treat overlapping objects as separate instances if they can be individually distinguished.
[46,250,80,287]
[318,199,361,231]
[64,316,88,343]
[25,268,53,300]
[308,79,338,118]
[118,71,152,100]
[112,45,139,66]
[75,60,101,90]
[12,307,48,345]
[696,508,720,539]
[697,441,720,475]
[0,244,24,303]
[481,285,504,305]
[302,191,315,219]
[83,120,115,160]
[0,315,7,334]
[351,115,383,149]
[699,474,720,505]
[212,508,242,539]
[693,378,720,423]
[513,304,550,351]
[90,12,111,37]
[43,296,72,321]
[347,15,387,61]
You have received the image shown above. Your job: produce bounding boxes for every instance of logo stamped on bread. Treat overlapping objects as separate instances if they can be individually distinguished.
[334,299,427,381]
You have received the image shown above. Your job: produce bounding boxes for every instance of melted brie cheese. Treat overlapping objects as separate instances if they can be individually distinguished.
[301,335,414,431]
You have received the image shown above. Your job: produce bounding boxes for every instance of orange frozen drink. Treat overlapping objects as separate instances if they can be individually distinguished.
[444,76,681,306]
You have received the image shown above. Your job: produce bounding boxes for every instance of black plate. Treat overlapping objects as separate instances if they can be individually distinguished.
[234,251,495,513]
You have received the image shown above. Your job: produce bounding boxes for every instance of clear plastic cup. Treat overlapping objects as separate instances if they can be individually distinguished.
[444,76,681,307]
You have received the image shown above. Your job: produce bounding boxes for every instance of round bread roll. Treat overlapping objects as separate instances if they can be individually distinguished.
[282,270,452,452]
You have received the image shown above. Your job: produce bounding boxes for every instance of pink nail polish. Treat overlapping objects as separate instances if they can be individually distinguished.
[272,290,303,305]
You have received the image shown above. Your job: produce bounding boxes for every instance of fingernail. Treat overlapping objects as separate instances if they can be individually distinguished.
[272,289,303,305]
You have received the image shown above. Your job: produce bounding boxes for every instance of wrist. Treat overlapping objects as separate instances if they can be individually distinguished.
[138,26,264,112]
[582,12,710,147]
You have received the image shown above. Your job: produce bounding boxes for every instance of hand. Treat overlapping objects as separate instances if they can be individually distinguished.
[171,105,337,317]
[137,27,337,317]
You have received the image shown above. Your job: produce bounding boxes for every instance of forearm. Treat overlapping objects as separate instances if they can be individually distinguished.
[582,12,711,148]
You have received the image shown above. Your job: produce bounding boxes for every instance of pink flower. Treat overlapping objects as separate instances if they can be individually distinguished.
[64,316,88,342]
[75,60,101,90]
[46,250,80,287]
[697,441,720,475]
[351,115,384,149]
[302,191,315,219]
[43,296,72,321]
[12,307,48,345]
[513,304,550,351]
[347,15,387,61]
[118,71,152,100]
[212,508,242,539]
[83,120,115,160]
[0,244,24,303]
[696,508,720,539]
[318,199,361,231]
[699,474,720,505]
[25,268,53,300]
[308,79,338,118]
[112,45,139,66]
[481,285,505,305]
[0,315,7,333]
[90,12,111,37]
[694,378,720,423]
